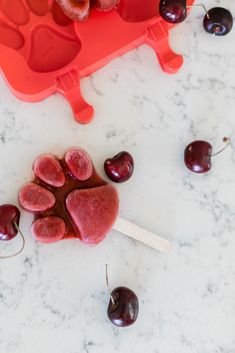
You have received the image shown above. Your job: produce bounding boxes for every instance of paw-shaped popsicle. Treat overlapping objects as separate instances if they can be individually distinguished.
[18,148,119,245]
[18,147,171,252]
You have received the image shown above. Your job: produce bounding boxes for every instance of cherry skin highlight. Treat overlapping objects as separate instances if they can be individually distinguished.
[107,286,139,327]
[104,151,134,183]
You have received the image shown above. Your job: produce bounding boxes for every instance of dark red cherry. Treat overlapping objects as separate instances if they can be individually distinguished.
[107,287,139,327]
[203,7,233,36]
[159,0,187,24]
[184,138,230,173]
[104,151,134,183]
[0,204,20,241]
[184,141,212,173]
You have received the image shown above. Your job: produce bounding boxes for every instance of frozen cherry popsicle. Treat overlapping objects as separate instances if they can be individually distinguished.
[93,0,119,11]
[55,0,90,22]
[18,148,171,252]
[55,0,118,22]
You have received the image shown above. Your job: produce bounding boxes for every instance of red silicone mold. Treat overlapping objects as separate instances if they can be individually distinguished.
[0,0,194,124]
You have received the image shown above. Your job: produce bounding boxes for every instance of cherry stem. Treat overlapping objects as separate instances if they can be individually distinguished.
[105,264,115,306]
[186,4,210,19]
[0,222,25,259]
[211,137,231,157]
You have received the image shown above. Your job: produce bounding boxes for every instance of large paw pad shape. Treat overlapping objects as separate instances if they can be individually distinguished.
[18,148,119,245]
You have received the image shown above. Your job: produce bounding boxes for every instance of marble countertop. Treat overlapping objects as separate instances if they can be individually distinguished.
[1,1,235,352]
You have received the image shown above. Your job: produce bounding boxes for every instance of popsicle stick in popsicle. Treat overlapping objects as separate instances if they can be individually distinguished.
[113,217,171,253]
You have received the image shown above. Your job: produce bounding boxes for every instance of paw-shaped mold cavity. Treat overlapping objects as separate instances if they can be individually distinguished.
[0,0,80,73]
[18,148,119,245]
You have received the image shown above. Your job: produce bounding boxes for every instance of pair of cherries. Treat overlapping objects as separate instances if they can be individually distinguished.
[105,139,231,176]
[58,0,233,36]
[105,139,231,175]
[159,0,233,36]
[102,150,136,329]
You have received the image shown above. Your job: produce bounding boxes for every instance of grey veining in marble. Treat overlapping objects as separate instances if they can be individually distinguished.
[0,0,235,352]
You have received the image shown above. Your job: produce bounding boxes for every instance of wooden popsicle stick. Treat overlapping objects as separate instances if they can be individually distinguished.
[113,217,171,253]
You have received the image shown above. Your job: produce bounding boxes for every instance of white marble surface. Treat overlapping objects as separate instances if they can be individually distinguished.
[1,1,235,352]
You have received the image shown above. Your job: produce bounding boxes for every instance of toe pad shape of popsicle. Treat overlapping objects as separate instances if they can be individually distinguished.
[33,154,66,187]
[18,148,119,245]
[31,216,66,243]
[19,183,56,212]
[65,147,93,181]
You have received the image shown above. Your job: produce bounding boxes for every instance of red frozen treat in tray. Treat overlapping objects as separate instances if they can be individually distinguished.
[0,0,194,124]
[56,0,90,22]
[18,148,119,245]
[93,0,118,11]
[55,0,119,20]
